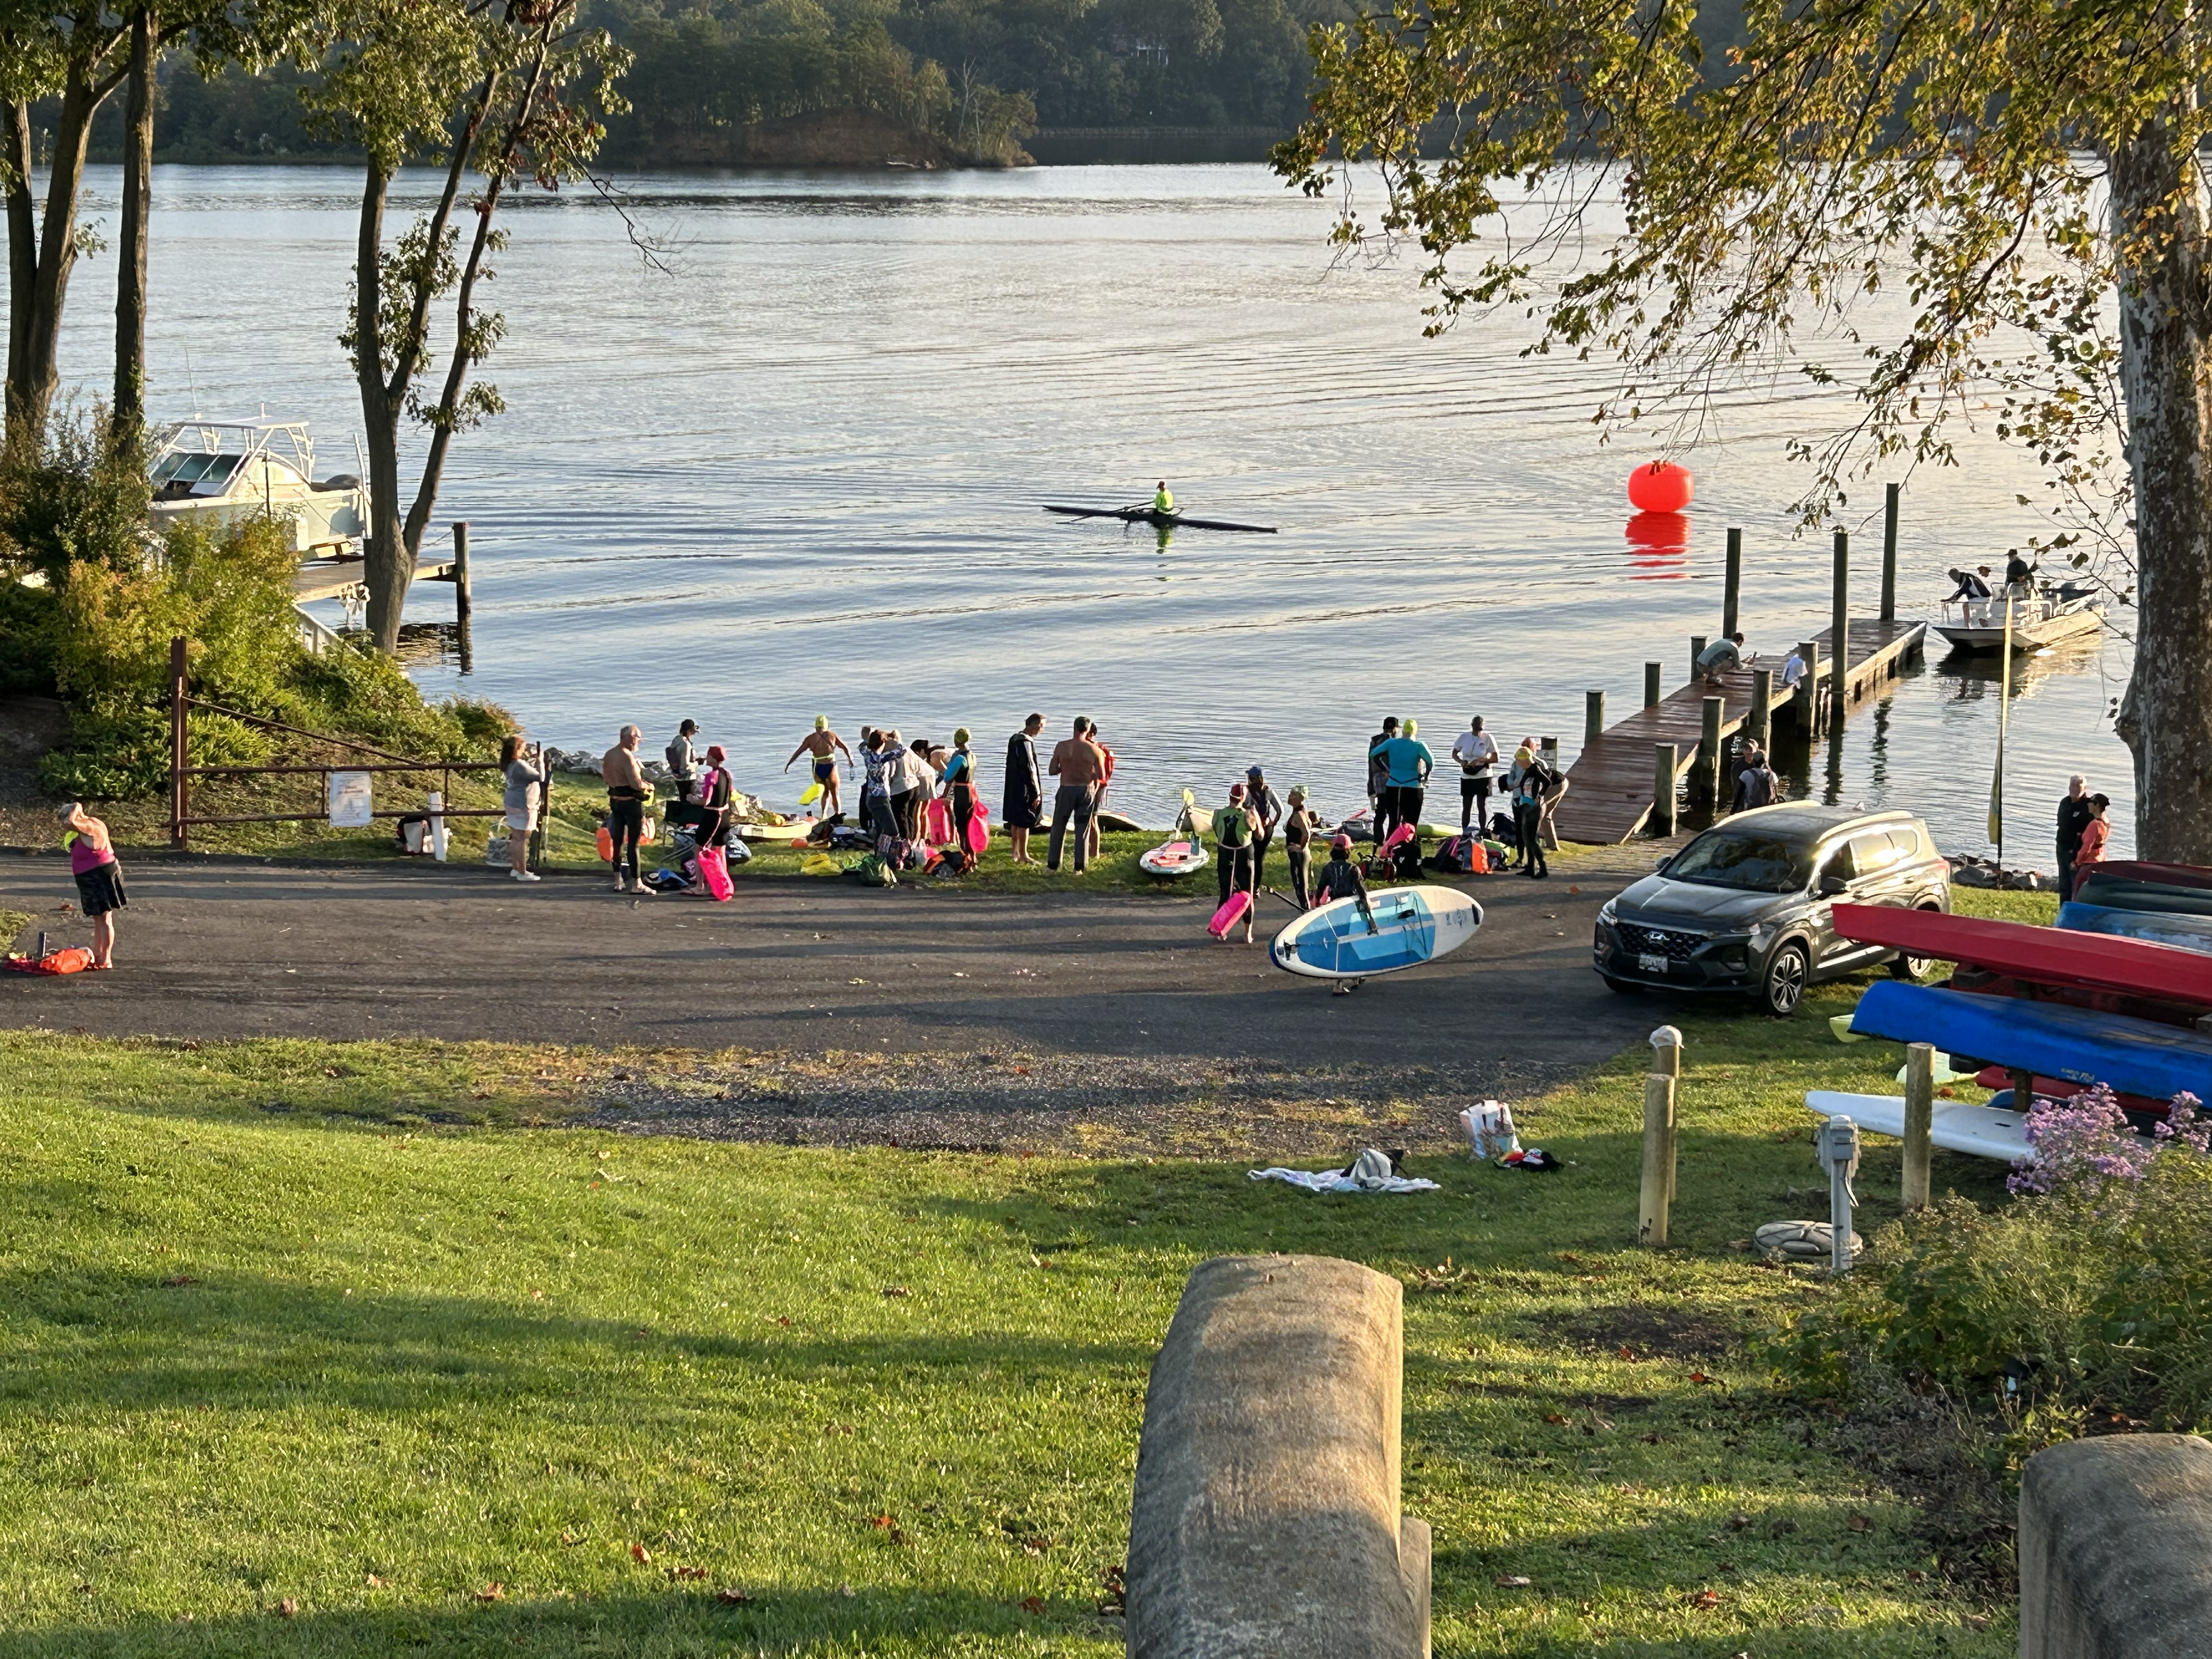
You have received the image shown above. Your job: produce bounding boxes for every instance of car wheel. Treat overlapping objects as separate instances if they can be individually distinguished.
[1889,904,1944,980]
[1760,941,1809,1016]
[1601,975,1643,995]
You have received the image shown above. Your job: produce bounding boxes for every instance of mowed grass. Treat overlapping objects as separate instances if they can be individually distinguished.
[0,934,2025,1657]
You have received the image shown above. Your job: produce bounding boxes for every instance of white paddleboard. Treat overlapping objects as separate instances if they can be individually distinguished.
[1271,885,1482,980]
[1803,1090,2032,1164]
[1139,838,1208,877]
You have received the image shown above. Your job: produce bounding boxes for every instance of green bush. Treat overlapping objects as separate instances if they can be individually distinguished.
[1774,1153,2212,1447]
[0,414,151,583]
[0,578,58,695]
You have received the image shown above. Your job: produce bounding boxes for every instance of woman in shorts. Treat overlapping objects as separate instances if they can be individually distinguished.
[60,802,125,968]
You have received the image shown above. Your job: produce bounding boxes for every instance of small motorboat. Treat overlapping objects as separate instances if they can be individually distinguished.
[149,419,367,556]
[1933,583,2105,652]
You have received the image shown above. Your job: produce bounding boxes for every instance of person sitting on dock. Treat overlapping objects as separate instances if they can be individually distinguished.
[1697,631,1746,682]
[1946,567,1992,602]
[1779,647,1808,691]
[783,716,853,820]
[1154,480,1174,515]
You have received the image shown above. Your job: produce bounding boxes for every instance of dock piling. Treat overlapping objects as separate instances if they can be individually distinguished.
[1797,639,1822,733]
[1585,690,1606,746]
[453,521,473,673]
[1881,485,1899,624]
[1723,528,1742,637]
[1750,667,1773,753]
[1690,635,1707,682]
[1695,696,1724,804]
[1651,742,1678,836]
[1644,662,1662,709]
[1830,530,1849,722]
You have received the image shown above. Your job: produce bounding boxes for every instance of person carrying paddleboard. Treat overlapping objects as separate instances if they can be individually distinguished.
[784,716,854,820]
[1316,833,1378,995]
[1213,782,1259,944]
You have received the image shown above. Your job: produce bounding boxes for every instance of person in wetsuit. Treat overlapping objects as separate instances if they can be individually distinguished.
[1314,833,1378,996]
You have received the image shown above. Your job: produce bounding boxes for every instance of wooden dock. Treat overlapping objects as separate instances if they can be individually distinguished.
[1553,617,1928,844]
[291,554,456,602]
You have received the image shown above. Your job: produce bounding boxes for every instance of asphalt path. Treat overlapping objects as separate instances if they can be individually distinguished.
[1,856,1655,1075]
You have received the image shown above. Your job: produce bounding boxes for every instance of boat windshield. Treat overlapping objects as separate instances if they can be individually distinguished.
[152,451,246,491]
[1665,831,1812,893]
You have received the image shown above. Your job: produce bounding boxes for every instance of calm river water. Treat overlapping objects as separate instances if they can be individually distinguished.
[51,163,2135,860]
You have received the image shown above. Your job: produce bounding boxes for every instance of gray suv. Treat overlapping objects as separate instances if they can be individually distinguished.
[1592,804,1951,1015]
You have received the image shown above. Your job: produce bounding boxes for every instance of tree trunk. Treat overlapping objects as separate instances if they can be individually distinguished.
[353,163,410,653]
[2111,109,2212,864]
[111,5,155,441]
[9,64,111,443]
[4,101,39,447]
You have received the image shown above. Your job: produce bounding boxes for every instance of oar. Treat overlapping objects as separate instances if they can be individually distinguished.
[1263,886,1306,913]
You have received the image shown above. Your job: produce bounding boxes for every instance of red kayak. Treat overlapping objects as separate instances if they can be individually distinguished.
[1832,902,2212,1014]
[2089,860,2212,891]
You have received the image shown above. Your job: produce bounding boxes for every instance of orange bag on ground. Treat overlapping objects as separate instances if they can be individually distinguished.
[5,947,94,975]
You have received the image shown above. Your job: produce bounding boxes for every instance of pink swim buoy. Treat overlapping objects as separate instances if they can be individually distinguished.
[1628,461,1694,514]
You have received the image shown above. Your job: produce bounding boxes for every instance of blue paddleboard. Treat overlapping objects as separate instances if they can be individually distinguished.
[2058,901,2212,958]
[1270,887,1482,980]
[1848,980,2212,1102]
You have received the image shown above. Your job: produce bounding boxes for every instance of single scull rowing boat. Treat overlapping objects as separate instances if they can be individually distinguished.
[1043,504,1278,534]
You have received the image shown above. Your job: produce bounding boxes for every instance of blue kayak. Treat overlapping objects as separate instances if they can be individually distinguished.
[2058,901,2212,958]
[1848,980,2212,1102]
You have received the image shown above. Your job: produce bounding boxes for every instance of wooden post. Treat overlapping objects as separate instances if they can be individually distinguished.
[1881,484,1899,623]
[1638,1072,1678,1247]
[168,635,188,850]
[1723,527,1742,637]
[1697,695,1724,805]
[1651,1025,1682,1205]
[1690,635,1707,682]
[1585,690,1606,744]
[1830,529,1849,721]
[1644,661,1662,709]
[453,521,473,673]
[1651,742,1677,836]
[1902,1041,1935,1210]
[1750,667,1773,752]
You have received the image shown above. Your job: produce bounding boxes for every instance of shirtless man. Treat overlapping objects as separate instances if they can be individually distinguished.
[783,715,854,818]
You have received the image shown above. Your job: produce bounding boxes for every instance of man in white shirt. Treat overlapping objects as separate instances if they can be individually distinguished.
[1450,716,1500,834]
[1779,649,1808,691]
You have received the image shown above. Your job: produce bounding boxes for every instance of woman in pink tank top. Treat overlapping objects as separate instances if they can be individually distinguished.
[60,802,125,969]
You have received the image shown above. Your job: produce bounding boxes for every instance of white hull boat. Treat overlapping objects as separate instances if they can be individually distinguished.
[1934,588,2104,653]
[149,420,367,556]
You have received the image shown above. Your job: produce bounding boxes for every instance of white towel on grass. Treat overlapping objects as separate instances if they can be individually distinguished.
[1248,1166,1440,1195]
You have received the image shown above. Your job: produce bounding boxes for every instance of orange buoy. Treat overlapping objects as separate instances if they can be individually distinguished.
[1628,461,1694,514]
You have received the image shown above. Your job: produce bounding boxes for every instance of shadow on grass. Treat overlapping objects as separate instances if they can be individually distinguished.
[0,1266,1157,1416]
[0,1584,1120,1658]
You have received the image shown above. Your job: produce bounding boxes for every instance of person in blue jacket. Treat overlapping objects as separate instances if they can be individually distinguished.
[1372,717,1435,863]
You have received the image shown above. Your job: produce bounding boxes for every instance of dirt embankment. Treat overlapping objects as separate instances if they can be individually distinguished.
[625,108,1027,168]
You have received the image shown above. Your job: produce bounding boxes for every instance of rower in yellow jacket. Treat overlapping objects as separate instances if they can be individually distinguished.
[1154,481,1174,515]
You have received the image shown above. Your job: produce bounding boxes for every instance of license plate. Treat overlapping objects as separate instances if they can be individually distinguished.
[1638,953,1669,975]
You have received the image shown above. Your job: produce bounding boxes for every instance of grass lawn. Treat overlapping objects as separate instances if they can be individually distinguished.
[0,893,2044,1657]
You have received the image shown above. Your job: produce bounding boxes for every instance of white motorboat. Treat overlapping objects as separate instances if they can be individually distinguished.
[149,420,367,556]
[1933,584,2106,653]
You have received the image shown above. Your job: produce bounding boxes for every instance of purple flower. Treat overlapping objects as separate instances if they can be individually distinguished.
[2008,1083,2153,1197]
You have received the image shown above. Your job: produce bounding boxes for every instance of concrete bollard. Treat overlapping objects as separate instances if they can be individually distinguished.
[2020,1434,2212,1657]
[1127,1255,1431,1659]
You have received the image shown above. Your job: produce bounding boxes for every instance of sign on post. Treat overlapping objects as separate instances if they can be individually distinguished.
[328,770,374,829]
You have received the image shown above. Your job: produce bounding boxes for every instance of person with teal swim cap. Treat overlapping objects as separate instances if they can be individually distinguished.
[784,714,854,820]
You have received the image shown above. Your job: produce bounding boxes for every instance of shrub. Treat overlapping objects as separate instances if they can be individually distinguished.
[0,412,151,583]
[1775,1099,2212,1447]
